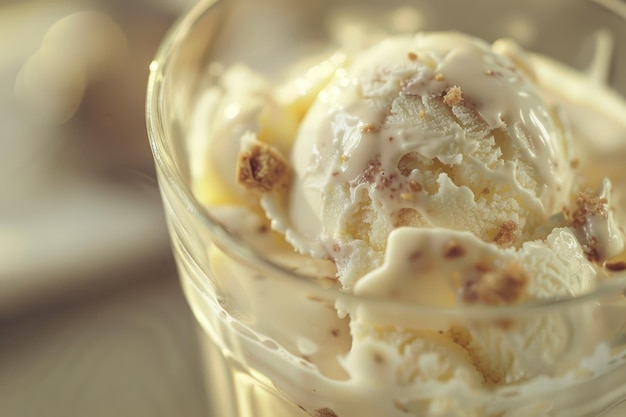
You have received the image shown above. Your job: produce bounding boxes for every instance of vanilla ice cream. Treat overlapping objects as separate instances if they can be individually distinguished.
[275,33,576,288]
[184,30,626,417]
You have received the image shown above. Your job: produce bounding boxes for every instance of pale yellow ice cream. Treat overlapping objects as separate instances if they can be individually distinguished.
[265,33,579,289]
[186,30,626,417]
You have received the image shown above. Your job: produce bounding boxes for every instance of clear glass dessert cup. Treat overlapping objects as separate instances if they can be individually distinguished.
[147,0,626,416]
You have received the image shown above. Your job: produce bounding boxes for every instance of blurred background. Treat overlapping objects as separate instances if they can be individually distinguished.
[0,0,208,416]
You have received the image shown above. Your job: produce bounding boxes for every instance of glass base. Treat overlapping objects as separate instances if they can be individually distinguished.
[198,329,309,417]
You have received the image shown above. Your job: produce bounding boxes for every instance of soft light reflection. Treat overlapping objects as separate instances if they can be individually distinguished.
[224,103,241,119]
[14,11,128,124]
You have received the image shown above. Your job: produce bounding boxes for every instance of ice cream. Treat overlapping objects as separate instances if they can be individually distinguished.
[184,30,626,417]
[276,33,576,288]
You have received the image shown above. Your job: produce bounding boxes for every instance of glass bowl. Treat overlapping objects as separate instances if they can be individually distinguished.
[147,0,626,416]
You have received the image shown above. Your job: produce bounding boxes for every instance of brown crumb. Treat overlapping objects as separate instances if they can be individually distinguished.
[443,239,465,259]
[606,261,626,272]
[443,86,463,106]
[459,262,529,305]
[331,329,340,337]
[583,237,601,262]
[570,189,608,227]
[481,187,490,195]
[373,352,385,364]
[407,52,418,61]
[257,224,269,234]
[361,123,379,134]
[570,159,580,169]
[316,409,339,417]
[493,221,518,246]
[486,69,495,76]
[418,109,426,118]
[409,180,422,192]
[236,141,291,193]
[447,325,471,347]
[435,73,445,81]
[569,189,610,262]
[354,157,381,184]
[495,318,515,331]
[409,250,422,262]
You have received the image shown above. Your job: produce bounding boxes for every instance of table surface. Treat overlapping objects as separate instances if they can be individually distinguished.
[1,269,209,417]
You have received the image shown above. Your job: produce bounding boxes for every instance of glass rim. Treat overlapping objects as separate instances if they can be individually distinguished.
[146,0,626,316]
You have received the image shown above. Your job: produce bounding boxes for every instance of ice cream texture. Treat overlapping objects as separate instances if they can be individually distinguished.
[187,31,626,416]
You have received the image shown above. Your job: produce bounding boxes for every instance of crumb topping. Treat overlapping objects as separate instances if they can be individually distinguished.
[408,180,422,192]
[567,189,610,262]
[606,261,626,272]
[582,237,600,262]
[459,262,529,305]
[443,238,465,259]
[443,86,463,106]
[407,52,418,61]
[408,250,422,262]
[361,123,379,133]
[236,140,291,193]
[570,190,608,227]
[493,221,518,246]
[435,73,445,81]
[316,409,339,417]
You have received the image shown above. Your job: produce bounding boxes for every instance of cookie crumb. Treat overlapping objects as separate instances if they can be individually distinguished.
[443,239,465,259]
[316,408,339,417]
[409,250,422,262]
[236,140,291,193]
[361,123,379,134]
[408,180,422,192]
[571,189,608,227]
[493,221,518,246]
[583,237,601,262]
[459,262,529,305]
[606,261,626,272]
[443,86,463,106]
[407,52,418,61]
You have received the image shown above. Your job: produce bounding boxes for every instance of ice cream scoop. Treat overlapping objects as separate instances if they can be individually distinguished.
[264,32,577,288]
